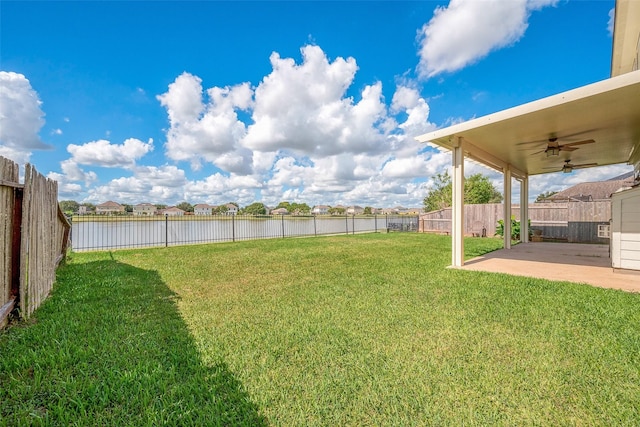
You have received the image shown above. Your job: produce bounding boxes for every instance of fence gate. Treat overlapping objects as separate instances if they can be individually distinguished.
[386,215,418,232]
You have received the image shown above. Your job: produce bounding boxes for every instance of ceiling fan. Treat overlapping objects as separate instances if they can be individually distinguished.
[544,159,598,174]
[522,137,595,157]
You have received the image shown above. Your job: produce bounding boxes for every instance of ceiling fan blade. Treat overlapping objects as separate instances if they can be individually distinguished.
[562,139,595,147]
[573,163,598,169]
[529,150,546,155]
[561,146,578,151]
[516,140,546,146]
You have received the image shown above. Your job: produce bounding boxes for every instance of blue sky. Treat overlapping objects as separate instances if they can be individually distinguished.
[0,0,631,208]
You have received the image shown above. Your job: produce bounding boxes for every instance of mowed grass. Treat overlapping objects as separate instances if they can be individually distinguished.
[1,233,639,425]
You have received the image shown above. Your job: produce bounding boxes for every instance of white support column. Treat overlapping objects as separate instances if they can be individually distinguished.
[452,137,465,267]
[520,175,529,243]
[503,165,512,249]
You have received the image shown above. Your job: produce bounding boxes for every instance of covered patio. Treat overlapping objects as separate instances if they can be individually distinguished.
[416,70,640,266]
[461,242,640,293]
[415,0,640,289]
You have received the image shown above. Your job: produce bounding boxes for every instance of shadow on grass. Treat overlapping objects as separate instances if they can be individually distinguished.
[0,258,266,426]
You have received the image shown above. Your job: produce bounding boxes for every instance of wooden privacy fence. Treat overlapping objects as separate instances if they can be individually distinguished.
[1,156,71,327]
[419,202,611,244]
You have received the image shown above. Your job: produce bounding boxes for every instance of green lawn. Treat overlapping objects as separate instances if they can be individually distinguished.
[1,233,639,426]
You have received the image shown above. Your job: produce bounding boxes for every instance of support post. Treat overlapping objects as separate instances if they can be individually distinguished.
[281,214,285,238]
[503,165,512,249]
[452,137,465,267]
[165,213,168,247]
[520,175,529,243]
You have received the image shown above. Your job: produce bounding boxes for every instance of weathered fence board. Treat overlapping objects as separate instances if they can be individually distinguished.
[0,156,70,326]
[0,157,20,328]
[19,164,71,318]
[419,202,611,243]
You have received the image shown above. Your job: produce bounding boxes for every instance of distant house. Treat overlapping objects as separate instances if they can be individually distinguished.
[544,172,634,202]
[225,204,238,215]
[96,201,125,215]
[78,205,91,215]
[271,207,289,215]
[405,207,423,215]
[332,205,346,214]
[161,206,185,216]
[381,207,399,215]
[133,203,156,216]
[194,203,216,215]
[312,205,330,215]
[346,206,364,215]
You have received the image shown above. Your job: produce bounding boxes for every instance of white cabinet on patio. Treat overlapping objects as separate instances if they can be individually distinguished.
[611,185,640,271]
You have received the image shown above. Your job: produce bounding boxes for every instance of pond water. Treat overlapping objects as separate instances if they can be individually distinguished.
[70,215,416,251]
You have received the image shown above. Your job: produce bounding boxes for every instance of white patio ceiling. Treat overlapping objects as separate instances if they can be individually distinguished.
[416,70,640,177]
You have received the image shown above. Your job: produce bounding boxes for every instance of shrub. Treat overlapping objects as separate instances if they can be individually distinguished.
[496,216,531,240]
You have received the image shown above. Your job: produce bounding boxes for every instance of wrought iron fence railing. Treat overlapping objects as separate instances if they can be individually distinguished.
[70,214,418,252]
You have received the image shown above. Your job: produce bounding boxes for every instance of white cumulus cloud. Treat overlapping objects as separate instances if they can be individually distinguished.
[184,173,263,206]
[67,138,154,168]
[0,71,50,159]
[417,0,558,79]
[243,46,390,157]
[85,165,188,204]
[151,45,439,209]
[158,72,252,171]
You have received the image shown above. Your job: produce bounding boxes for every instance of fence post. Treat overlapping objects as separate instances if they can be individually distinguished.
[281,214,285,238]
[232,215,235,242]
[375,214,377,233]
[345,214,349,235]
[352,214,355,235]
[165,213,168,247]
[314,215,317,236]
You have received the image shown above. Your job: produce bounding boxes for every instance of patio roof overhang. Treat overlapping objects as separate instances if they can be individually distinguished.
[415,70,640,268]
[416,70,640,177]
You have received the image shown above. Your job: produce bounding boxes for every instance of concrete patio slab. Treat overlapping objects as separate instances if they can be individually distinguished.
[459,242,640,292]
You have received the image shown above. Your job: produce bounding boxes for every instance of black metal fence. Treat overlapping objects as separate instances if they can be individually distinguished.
[70,214,419,252]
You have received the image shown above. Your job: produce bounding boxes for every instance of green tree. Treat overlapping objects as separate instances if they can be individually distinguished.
[423,171,503,212]
[464,173,503,204]
[274,201,310,215]
[213,205,228,215]
[535,191,558,202]
[329,207,346,215]
[59,200,79,214]
[155,204,167,210]
[176,201,193,213]
[364,206,372,215]
[423,172,453,212]
[243,202,267,215]
[276,201,291,211]
[123,204,133,213]
[290,202,310,215]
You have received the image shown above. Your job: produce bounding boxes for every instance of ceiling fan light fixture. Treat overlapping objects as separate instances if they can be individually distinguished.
[546,146,560,157]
